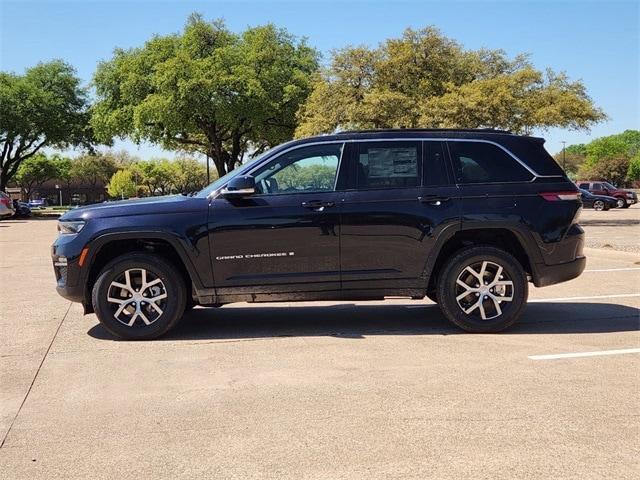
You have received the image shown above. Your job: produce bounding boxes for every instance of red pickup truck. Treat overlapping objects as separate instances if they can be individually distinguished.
[576,181,638,208]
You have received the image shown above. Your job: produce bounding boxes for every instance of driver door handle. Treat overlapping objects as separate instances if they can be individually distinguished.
[302,200,336,210]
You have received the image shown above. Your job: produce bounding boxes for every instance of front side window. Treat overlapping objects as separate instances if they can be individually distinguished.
[253,143,342,195]
[448,141,533,184]
[592,183,603,190]
[578,183,589,189]
[355,141,421,189]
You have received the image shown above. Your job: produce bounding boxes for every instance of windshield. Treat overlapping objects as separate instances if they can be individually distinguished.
[195,149,273,198]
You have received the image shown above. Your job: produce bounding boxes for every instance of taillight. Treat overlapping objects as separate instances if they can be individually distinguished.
[0,197,10,207]
[539,191,580,201]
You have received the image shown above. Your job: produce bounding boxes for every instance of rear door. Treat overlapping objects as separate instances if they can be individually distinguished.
[591,182,607,196]
[339,139,460,293]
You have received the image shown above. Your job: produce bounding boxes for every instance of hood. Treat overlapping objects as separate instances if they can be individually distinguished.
[60,195,205,221]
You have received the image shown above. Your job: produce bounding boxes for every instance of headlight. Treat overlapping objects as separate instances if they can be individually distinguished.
[58,220,85,235]
[626,192,633,198]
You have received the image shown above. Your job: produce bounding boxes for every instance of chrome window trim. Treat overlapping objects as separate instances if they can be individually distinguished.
[209,136,561,198]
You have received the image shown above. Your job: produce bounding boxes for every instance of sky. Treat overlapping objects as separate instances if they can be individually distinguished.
[1,0,638,160]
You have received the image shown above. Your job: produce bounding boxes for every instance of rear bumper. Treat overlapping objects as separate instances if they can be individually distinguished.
[533,255,586,287]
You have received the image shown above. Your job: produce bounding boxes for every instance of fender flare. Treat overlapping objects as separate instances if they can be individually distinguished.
[423,222,544,287]
[82,229,206,295]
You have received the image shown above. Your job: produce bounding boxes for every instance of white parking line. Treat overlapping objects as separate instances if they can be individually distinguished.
[529,348,640,360]
[584,267,640,272]
[529,293,640,302]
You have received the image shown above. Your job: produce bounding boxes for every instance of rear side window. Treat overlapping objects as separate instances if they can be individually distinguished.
[578,183,589,189]
[448,141,533,184]
[355,141,421,189]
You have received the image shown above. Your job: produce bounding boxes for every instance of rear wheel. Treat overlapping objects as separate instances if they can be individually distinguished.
[92,253,187,340]
[593,200,605,211]
[436,246,528,333]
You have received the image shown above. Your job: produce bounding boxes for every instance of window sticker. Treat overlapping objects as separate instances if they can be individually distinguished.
[365,147,417,178]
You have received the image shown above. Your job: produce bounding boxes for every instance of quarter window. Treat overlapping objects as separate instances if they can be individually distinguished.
[355,142,421,189]
[448,141,532,184]
[253,144,342,195]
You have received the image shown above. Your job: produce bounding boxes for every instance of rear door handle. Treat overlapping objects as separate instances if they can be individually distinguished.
[302,200,336,210]
[418,195,450,206]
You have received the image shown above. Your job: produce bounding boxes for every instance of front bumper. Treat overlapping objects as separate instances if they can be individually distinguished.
[52,236,86,304]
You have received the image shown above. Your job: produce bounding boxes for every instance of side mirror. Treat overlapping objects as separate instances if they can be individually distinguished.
[220,175,256,198]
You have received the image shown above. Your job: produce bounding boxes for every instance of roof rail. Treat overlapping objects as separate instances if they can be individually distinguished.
[336,128,513,135]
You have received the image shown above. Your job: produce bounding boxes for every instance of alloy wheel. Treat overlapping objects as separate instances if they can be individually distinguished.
[594,200,604,211]
[616,198,625,208]
[455,261,514,320]
[106,268,167,327]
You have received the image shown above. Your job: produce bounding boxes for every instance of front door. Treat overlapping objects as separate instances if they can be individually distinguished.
[208,143,345,296]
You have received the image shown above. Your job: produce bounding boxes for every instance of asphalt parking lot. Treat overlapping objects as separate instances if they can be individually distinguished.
[1,208,639,479]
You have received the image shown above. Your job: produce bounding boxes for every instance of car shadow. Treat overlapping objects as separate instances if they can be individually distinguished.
[87,301,639,341]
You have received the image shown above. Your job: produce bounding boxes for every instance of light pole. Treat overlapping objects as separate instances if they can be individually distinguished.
[561,141,567,171]
[55,185,62,206]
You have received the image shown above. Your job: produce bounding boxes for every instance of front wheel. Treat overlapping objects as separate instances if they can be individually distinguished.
[593,200,605,211]
[92,253,187,340]
[436,246,528,333]
[616,198,626,208]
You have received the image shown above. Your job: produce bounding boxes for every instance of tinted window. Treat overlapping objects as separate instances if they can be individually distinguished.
[424,141,450,186]
[448,141,532,184]
[356,142,421,189]
[253,144,342,195]
[578,183,589,189]
[592,183,603,190]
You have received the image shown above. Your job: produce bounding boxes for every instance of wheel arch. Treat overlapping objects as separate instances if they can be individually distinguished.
[426,226,537,295]
[82,231,202,313]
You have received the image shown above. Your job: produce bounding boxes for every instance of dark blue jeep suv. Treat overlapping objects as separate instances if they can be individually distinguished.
[52,129,585,339]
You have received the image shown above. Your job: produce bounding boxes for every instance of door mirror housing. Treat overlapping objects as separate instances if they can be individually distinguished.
[220,175,256,198]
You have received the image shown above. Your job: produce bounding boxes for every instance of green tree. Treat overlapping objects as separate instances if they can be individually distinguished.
[626,153,640,182]
[570,130,640,185]
[296,27,605,137]
[92,14,319,179]
[53,155,73,187]
[107,169,137,199]
[14,154,59,199]
[135,158,176,195]
[553,145,586,178]
[70,153,118,188]
[583,130,640,165]
[578,155,630,186]
[0,60,93,190]
[172,157,208,193]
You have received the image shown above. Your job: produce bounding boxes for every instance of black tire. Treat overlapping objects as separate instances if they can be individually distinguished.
[426,290,438,303]
[92,253,187,340]
[436,246,528,333]
[616,198,626,209]
[621,202,630,209]
[593,200,605,211]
